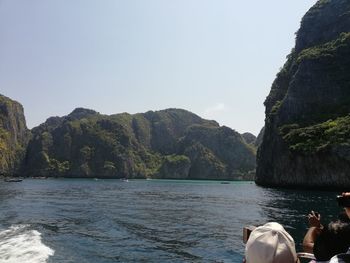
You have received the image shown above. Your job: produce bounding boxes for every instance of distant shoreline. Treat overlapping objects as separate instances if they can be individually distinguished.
[23,176,255,182]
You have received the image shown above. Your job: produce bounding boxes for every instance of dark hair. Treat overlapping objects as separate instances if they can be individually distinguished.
[314,221,350,261]
[339,211,350,223]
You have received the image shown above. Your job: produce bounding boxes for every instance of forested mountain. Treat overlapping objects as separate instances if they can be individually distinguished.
[17,107,256,179]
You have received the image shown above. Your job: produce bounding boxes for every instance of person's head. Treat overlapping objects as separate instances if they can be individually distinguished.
[314,221,350,261]
[244,222,298,263]
[338,211,350,223]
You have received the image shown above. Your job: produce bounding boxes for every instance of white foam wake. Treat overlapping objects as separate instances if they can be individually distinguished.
[0,225,54,263]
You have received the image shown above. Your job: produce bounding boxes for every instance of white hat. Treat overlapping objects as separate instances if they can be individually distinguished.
[245,222,298,263]
[329,253,350,263]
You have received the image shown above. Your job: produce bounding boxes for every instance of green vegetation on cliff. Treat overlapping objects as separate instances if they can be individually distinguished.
[297,32,350,62]
[281,115,350,154]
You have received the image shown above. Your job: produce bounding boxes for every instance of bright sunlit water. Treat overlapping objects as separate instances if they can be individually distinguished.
[0,179,342,262]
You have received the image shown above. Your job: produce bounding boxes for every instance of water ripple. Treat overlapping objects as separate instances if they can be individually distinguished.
[0,179,341,262]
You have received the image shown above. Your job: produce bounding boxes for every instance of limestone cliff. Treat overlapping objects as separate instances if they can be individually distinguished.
[256,0,350,188]
[0,94,30,175]
[242,132,256,145]
[254,127,264,148]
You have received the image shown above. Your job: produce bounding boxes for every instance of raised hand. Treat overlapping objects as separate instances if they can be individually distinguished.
[308,210,322,228]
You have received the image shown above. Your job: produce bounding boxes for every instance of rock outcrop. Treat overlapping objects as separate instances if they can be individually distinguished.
[24,108,256,179]
[0,95,30,175]
[256,0,350,188]
[242,132,256,145]
[254,127,264,148]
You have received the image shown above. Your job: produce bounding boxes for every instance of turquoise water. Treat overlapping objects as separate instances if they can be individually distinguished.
[0,179,342,262]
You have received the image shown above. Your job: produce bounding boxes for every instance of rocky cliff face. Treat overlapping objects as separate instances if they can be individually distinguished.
[254,127,264,148]
[242,132,256,145]
[0,95,30,175]
[256,0,350,188]
[25,108,256,179]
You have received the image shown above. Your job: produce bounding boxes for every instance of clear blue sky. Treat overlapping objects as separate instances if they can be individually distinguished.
[0,0,317,135]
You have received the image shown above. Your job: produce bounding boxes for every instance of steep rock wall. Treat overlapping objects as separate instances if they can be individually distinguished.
[0,95,30,175]
[257,0,350,188]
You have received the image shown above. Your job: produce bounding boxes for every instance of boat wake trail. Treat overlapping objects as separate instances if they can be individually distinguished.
[0,224,54,263]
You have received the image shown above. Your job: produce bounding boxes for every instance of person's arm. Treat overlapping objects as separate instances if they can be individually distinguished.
[303,226,322,253]
[302,211,323,253]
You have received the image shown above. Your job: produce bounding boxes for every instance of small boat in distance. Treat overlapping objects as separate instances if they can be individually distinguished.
[4,178,23,182]
[121,178,129,182]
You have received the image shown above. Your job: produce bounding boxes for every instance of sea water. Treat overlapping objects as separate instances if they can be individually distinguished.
[0,179,341,262]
